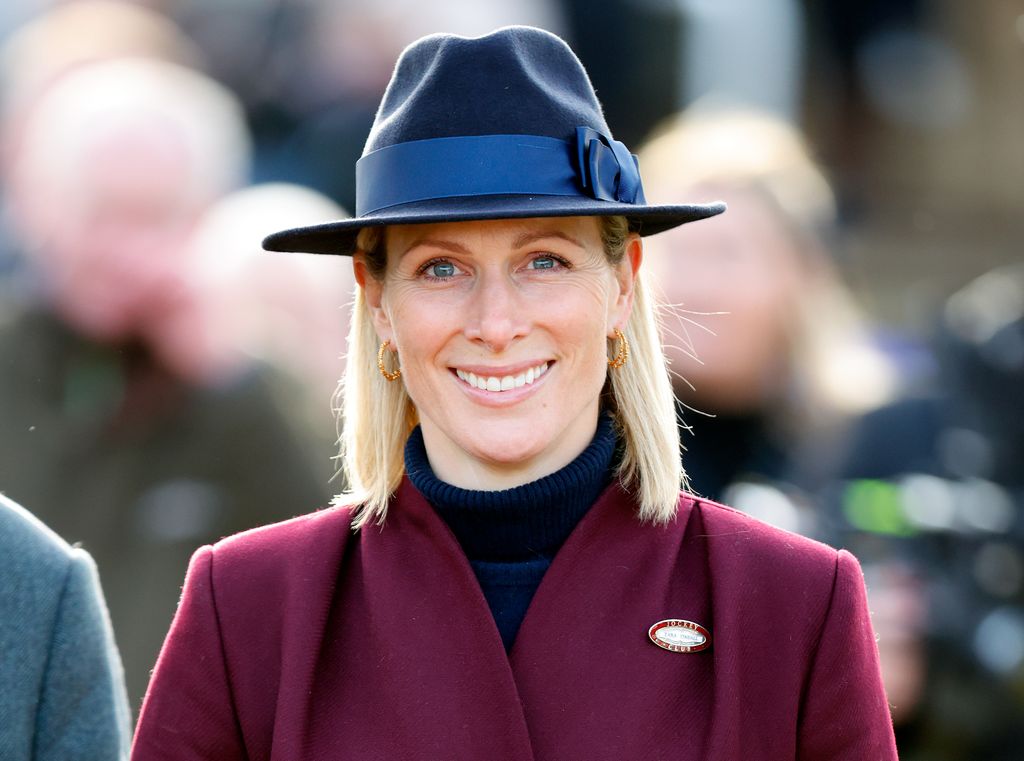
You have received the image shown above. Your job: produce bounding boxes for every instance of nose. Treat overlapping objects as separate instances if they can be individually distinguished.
[463,270,529,354]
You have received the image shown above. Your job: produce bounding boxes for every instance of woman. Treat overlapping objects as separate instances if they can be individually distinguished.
[133,27,897,759]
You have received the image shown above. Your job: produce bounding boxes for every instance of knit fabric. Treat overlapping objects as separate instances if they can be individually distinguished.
[404,415,617,649]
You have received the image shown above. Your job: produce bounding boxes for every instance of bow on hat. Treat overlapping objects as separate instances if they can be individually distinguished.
[576,126,645,205]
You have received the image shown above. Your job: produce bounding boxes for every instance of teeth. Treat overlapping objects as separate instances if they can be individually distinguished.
[456,362,549,392]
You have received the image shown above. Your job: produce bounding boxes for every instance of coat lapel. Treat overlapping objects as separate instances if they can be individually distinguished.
[306,479,720,759]
[305,479,535,760]
[509,483,716,759]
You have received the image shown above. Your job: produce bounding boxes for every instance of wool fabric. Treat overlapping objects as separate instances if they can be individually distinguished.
[133,479,899,759]
[0,494,130,760]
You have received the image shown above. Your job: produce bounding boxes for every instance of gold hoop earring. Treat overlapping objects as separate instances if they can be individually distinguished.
[608,328,629,369]
[377,340,401,381]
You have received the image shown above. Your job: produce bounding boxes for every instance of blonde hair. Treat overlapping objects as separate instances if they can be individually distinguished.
[335,216,683,528]
[640,104,836,239]
[641,106,898,424]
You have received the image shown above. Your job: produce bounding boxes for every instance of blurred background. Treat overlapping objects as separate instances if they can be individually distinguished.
[0,0,1020,757]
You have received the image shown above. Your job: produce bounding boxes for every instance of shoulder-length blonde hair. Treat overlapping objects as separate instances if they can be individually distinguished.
[334,216,684,528]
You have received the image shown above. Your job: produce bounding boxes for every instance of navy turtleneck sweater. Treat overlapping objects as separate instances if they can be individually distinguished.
[404,415,617,650]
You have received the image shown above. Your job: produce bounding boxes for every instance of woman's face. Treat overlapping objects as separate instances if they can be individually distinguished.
[356,216,640,488]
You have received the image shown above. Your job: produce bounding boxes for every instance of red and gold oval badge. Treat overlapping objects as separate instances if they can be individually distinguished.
[648,619,711,653]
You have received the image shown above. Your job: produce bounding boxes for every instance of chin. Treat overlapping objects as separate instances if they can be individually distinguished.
[463,424,550,467]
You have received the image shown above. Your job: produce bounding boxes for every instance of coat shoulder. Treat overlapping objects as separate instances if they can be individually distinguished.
[207,503,359,576]
[0,493,76,578]
[0,494,88,624]
[177,505,360,704]
[677,494,864,677]
[0,494,113,634]
[679,493,847,601]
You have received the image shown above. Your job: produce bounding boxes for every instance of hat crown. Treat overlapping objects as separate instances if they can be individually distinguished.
[366,26,612,153]
[262,26,726,256]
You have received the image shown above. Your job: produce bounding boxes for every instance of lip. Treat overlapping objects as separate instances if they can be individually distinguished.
[451,360,551,377]
[449,360,553,405]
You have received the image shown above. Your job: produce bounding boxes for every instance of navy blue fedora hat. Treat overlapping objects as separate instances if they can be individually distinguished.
[263,26,725,256]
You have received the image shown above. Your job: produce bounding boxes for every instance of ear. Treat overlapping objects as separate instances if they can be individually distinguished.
[353,254,393,340]
[608,234,643,334]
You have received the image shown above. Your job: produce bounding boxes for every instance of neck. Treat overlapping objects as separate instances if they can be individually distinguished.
[404,414,617,560]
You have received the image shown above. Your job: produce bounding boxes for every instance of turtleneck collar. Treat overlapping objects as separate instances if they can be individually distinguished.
[404,414,618,561]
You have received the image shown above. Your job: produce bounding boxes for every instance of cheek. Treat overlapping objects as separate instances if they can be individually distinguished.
[540,283,617,367]
[383,289,456,387]
[386,286,454,338]
[534,271,618,322]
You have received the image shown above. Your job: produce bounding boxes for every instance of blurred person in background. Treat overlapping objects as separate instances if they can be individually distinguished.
[186,182,355,452]
[1,493,130,760]
[640,105,899,506]
[639,106,928,730]
[0,57,332,709]
[837,263,1024,759]
[0,0,202,302]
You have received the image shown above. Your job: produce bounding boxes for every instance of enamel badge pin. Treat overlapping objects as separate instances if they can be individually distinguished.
[648,619,711,653]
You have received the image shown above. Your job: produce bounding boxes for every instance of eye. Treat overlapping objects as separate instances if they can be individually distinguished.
[419,259,462,280]
[525,254,568,271]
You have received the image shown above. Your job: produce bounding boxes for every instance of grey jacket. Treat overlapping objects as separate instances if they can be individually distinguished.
[0,494,130,760]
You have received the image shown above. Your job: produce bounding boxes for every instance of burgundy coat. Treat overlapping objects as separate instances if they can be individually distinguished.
[132,479,897,760]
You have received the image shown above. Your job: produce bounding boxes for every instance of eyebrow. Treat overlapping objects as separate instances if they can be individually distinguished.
[398,229,586,259]
[398,238,473,259]
[511,230,585,250]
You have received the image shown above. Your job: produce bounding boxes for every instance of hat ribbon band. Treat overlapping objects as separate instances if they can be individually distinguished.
[355,130,646,216]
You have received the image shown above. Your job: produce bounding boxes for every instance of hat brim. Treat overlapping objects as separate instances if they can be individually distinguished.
[262,195,726,256]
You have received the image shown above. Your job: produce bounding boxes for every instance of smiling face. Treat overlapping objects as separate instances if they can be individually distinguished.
[355,216,640,489]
